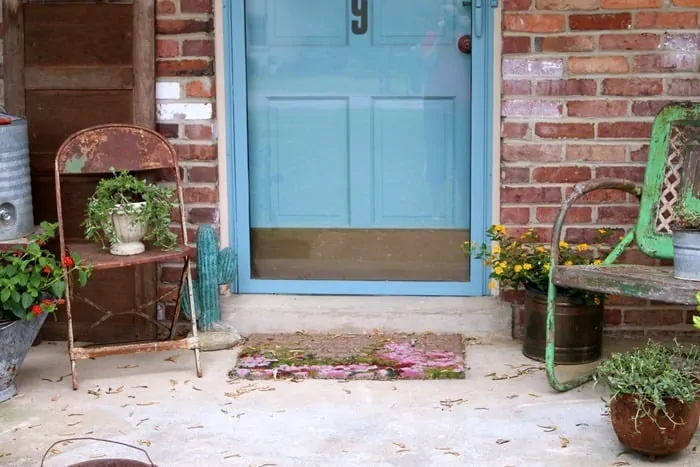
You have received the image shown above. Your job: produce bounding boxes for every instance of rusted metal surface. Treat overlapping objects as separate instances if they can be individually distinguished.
[53,123,201,390]
[71,337,198,360]
[554,265,699,306]
[544,102,700,393]
[67,243,194,271]
[55,124,176,174]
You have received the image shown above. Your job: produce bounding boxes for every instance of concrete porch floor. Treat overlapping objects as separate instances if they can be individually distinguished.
[1,338,699,467]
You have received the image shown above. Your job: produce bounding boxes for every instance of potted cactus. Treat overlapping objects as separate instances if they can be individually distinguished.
[182,224,240,351]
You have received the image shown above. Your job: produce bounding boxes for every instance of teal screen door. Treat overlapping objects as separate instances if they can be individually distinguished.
[229,0,492,295]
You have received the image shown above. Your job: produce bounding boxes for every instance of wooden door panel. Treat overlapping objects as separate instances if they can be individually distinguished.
[3,0,157,343]
[24,3,133,67]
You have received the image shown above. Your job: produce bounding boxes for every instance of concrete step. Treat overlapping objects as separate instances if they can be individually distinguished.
[220,294,512,339]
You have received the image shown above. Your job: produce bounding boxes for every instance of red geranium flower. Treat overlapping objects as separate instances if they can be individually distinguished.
[31,304,42,316]
[42,299,53,306]
[56,298,66,305]
[42,265,52,274]
[63,256,74,267]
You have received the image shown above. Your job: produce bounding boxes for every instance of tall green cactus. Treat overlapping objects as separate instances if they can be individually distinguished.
[182,224,236,331]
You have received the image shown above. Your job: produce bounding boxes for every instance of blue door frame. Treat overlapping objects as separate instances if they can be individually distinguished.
[222,0,495,296]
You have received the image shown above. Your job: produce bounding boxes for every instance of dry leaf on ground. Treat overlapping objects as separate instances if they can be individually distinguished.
[560,436,570,448]
[537,424,557,432]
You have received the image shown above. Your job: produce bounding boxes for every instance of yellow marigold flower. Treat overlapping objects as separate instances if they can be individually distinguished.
[559,241,569,249]
[523,263,533,270]
[499,261,508,268]
[494,266,504,275]
[594,297,601,305]
[488,279,497,290]
[565,260,573,266]
[493,225,506,235]
[514,264,523,273]
[593,259,602,265]
[536,246,546,253]
[492,245,501,254]
[576,243,589,252]
[543,263,550,272]
[598,228,607,234]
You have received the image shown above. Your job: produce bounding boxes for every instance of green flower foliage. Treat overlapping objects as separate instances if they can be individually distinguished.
[0,221,91,321]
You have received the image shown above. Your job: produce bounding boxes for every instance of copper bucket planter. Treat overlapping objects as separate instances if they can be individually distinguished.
[522,288,604,365]
[40,438,157,467]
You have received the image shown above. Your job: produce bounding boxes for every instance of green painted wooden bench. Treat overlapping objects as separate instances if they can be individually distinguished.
[545,102,700,392]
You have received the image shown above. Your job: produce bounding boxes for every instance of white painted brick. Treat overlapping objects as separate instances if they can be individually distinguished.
[156,82,181,100]
[157,103,213,121]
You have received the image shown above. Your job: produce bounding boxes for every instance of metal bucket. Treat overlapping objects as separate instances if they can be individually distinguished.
[672,230,700,281]
[0,107,34,241]
[522,288,604,365]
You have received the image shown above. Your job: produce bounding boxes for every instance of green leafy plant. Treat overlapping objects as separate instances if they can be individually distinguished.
[83,170,177,251]
[462,225,612,305]
[670,203,700,230]
[692,292,700,330]
[0,222,91,321]
[594,341,700,430]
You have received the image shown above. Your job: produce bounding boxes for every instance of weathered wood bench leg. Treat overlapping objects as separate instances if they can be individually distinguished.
[545,179,641,392]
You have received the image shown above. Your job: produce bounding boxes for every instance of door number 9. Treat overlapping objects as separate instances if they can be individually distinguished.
[351,0,368,35]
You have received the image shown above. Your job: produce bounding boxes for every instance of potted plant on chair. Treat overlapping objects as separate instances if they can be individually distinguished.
[0,222,91,403]
[83,170,178,256]
[594,341,700,459]
[463,225,611,365]
[670,203,700,281]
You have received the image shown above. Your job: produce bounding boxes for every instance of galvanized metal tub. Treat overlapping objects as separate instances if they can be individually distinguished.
[522,288,604,365]
[0,312,48,403]
[672,230,700,281]
[0,109,34,241]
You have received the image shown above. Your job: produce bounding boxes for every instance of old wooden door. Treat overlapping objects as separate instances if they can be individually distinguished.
[3,0,157,342]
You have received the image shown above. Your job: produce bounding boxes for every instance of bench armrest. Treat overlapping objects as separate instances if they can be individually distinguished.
[549,178,642,268]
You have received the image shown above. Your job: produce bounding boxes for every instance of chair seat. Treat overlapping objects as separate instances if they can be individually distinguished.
[553,264,699,306]
[67,242,194,271]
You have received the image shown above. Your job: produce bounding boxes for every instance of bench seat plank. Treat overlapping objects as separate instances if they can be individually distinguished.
[553,264,699,306]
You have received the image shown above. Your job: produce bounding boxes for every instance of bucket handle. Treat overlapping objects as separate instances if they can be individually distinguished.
[40,437,155,466]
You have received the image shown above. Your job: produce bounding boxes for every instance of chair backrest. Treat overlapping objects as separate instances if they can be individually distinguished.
[55,124,177,174]
[636,102,700,259]
[53,123,187,245]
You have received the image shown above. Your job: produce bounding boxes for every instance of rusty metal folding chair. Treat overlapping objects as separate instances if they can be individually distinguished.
[545,102,700,392]
[54,124,201,390]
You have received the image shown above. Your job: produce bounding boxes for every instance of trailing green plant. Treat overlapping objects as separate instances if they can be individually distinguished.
[0,221,91,321]
[594,341,700,431]
[83,170,177,251]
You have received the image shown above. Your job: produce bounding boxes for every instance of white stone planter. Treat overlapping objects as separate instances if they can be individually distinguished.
[110,202,147,256]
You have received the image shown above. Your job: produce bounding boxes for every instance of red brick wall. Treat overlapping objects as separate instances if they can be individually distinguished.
[154,0,218,295]
[501,0,700,335]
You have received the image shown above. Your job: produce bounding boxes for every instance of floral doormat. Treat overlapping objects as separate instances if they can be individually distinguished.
[229,332,466,380]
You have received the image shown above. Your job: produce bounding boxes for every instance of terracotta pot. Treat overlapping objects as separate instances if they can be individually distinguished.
[610,393,700,458]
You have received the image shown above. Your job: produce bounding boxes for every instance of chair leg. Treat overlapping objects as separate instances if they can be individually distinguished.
[168,262,189,340]
[64,274,79,391]
[545,282,595,392]
[183,257,203,378]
